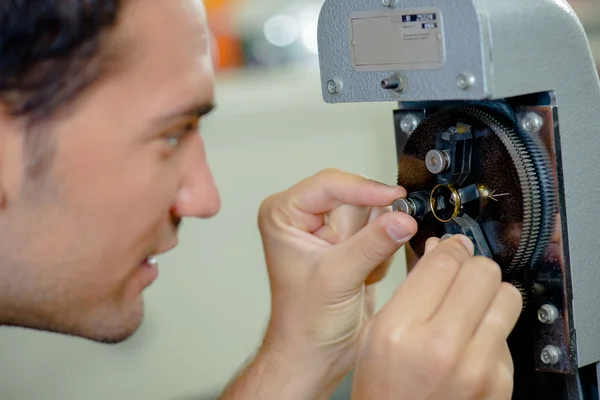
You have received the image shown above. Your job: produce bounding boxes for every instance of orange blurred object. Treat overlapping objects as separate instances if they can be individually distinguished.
[205,0,244,71]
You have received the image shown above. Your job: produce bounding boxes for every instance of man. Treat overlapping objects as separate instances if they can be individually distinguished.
[0,1,522,399]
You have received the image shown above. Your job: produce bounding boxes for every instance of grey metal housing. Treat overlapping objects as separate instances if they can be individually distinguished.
[317,0,600,368]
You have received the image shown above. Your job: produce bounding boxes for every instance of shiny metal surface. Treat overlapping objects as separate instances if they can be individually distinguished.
[318,0,600,368]
[425,149,450,174]
[393,104,574,375]
[521,105,576,374]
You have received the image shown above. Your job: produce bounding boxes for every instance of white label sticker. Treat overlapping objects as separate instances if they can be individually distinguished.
[349,8,445,71]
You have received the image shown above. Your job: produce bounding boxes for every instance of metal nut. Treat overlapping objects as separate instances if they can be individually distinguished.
[540,345,561,365]
[538,304,559,324]
[382,0,393,6]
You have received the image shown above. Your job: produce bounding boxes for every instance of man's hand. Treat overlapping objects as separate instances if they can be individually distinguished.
[219,168,417,400]
[352,235,523,400]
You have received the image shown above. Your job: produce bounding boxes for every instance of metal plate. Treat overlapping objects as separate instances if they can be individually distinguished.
[317,0,488,103]
[348,7,445,72]
[518,105,577,374]
[393,105,575,374]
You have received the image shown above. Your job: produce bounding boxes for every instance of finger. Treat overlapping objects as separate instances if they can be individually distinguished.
[314,204,371,244]
[315,206,397,285]
[288,169,406,215]
[320,211,417,287]
[430,256,503,340]
[499,341,514,376]
[470,282,523,345]
[381,235,474,323]
[405,242,420,274]
[454,284,522,399]
[365,207,397,285]
[450,325,510,399]
[365,257,394,285]
[483,358,515,400]
[424,237,440,254]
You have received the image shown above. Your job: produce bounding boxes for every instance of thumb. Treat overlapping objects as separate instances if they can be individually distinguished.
[323,212,418,287]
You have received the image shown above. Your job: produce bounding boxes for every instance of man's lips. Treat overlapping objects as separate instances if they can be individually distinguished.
[155,242,178,255]
[141,255,159,267]
[139,242,177,269]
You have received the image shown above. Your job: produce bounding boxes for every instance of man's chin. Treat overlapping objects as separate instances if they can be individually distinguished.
[81,302,146,344]
[1,290,147,344]
[10,318,143,344]
[88,318,144,344]
[41,298,147,344]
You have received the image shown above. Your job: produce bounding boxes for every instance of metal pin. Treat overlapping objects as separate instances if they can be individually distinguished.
[488,190,510,202]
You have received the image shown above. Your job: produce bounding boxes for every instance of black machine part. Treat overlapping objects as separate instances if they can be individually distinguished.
[395,105,556,278]
[392,103,581,397]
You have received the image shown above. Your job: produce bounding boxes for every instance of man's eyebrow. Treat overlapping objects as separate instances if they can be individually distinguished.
[155,102,216,126]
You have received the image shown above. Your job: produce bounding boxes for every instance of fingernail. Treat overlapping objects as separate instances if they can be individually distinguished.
[441,234,453,241]
[386,218,412,242]
[458,235,475,254]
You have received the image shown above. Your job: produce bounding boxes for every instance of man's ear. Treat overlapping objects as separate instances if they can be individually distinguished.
[0,101,24,209]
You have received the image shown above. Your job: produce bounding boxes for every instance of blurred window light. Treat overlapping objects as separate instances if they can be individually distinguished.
[263,14,299,47]
[301,20,318,54]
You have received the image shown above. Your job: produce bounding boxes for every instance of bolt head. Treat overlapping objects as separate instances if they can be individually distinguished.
[521,112,544,133]
[540,345,561,365]
[382,0,393,6]
[327,80,340,94]
[400,115,418,133]
[456,73,475,90]
[538,304,559,324]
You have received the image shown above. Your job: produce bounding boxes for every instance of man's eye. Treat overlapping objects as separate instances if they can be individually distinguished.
[165,120,199,147]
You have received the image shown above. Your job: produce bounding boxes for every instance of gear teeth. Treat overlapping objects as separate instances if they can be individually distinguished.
[461,107,548,274]
[397,105,556,276]
[510,281,528,311]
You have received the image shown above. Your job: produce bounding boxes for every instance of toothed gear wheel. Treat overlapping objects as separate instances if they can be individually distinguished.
[397,105,556,275]
[510,281,528,311]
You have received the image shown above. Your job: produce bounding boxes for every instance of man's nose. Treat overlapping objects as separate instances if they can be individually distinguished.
[172,134,221,219]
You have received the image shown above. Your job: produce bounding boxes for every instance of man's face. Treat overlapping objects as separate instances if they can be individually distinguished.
[0,0,220,342]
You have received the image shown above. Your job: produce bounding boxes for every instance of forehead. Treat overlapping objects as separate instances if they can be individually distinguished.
[111,0,214,109]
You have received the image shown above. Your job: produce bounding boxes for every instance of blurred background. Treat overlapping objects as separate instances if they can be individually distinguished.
[0,0,598,399]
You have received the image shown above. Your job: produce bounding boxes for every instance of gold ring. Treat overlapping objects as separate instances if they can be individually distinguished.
[430,184,461,223]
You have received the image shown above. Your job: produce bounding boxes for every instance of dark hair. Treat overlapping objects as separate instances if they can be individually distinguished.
[0,0,122,125]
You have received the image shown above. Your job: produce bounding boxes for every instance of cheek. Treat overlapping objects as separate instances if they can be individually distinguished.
[54,133,181,257]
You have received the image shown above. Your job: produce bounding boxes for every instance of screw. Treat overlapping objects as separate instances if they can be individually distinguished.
[327,79,341,94]
[382,0,393,6]
[521,112,544,133]
[540,345,561,365]
[400,115,419,133]
[538,304,559,324]
[456,73,475,90]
